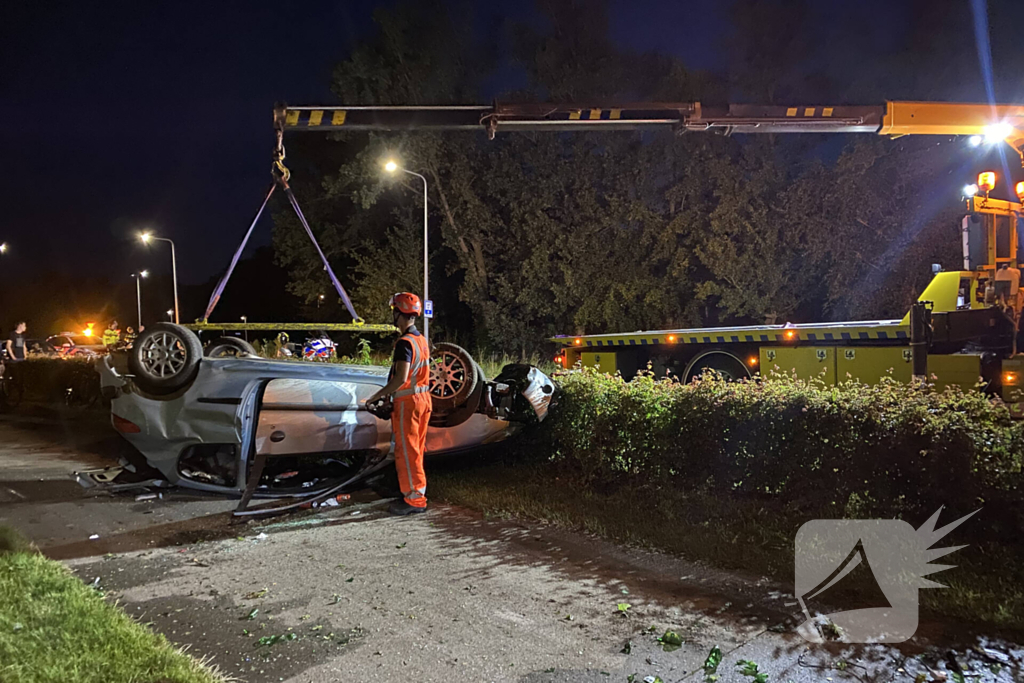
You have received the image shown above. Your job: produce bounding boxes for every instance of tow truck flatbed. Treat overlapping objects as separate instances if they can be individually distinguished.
[553,319,907,349]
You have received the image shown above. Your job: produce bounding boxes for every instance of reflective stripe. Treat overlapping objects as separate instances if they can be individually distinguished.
[394,385,430,397]
[396,401,416,496]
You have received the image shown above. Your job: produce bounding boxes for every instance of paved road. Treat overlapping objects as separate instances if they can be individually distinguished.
[1,411,1022,683]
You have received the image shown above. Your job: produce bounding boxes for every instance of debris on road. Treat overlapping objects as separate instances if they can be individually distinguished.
[736,659,768,683]
[703,646,723,681]
[300,493,351,509]
[256,633,297,647]
[658,630,683,652]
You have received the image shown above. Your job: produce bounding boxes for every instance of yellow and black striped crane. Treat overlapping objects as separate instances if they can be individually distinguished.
[274,100,1024,162]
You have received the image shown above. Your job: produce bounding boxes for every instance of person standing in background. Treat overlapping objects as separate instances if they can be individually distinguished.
[102,320,120,349]
[5,322,27,362]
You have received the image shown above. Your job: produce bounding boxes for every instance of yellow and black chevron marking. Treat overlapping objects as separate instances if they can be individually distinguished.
[784,107,835,117]
[187,322,394,333]
[565,108,623,121]
[556,325,909,348]
[283,110,348,127]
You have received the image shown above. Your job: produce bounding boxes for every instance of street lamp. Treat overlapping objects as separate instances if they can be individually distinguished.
[0,243,7,254]
[166,309,174,321]
[240,315,248,342]
[383,158,430,342]
[140,231,180,324]
[317,294,325,309]
[131,270,149,329]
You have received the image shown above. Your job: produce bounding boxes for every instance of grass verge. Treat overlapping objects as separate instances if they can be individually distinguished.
[430,459,1024,632]
[0,526,225,683]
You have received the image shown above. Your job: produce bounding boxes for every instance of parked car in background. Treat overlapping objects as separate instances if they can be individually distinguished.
[30,333,104,359]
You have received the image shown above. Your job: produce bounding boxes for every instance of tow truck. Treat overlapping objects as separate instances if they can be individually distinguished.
[273,100,1024,414]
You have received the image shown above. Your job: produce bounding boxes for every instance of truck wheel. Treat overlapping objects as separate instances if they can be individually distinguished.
[128,323,203,395]
[205,337,257,358]
[683,350,751,383]
[429,342,479,413]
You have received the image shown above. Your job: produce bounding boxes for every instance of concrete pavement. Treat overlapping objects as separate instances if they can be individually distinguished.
[1,410,1022,683]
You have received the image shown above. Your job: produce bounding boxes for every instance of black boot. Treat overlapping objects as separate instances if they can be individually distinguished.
[388,500,427,516]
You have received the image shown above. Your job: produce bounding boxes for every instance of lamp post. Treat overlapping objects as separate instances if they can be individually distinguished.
[131,270,149,329]
[240,315,248,343]
[166,309,174,321]
[383,159,429,342]
[139,232,180,324]
[317,294,324,309]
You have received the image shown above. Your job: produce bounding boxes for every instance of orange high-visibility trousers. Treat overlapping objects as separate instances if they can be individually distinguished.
[392,393,431,507]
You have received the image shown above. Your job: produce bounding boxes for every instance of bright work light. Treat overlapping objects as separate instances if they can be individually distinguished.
[983,122,1013,143]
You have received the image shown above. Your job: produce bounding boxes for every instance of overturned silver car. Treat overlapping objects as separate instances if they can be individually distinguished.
[90,323,555,513]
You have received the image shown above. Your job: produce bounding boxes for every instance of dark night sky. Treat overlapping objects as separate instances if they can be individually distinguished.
[2,0,1020,329]
[0,0,730,293]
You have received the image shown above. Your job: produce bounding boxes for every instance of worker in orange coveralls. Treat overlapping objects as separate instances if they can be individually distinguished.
[366,293,432,515]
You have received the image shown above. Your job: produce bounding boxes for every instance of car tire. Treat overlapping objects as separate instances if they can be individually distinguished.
[205,337,257,358]
[128,323,204,395]
[429,342,479,413]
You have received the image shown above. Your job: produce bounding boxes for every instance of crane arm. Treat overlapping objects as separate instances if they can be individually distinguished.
[274,101,1024,161]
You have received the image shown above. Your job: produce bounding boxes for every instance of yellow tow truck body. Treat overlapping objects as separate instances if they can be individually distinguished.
[555,195,1024,414]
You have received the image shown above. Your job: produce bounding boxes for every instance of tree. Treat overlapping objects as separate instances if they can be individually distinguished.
[271,0,983,355]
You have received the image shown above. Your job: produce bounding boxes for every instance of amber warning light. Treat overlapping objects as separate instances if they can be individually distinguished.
[978,171,997,193]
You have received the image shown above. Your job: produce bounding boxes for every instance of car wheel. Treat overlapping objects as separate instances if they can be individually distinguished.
[128,323,203,395]
[429,342,479,413]
[205,337,257,358]
[430,362,485,428]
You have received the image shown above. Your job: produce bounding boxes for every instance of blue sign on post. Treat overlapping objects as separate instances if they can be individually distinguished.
[424,299,434,319]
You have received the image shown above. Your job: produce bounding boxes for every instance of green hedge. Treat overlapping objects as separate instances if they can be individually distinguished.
[539,369,1024,518]
[6,358,100,404]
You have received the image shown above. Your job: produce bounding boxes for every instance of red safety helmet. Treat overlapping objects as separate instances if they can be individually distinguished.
[389,292,422,316]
